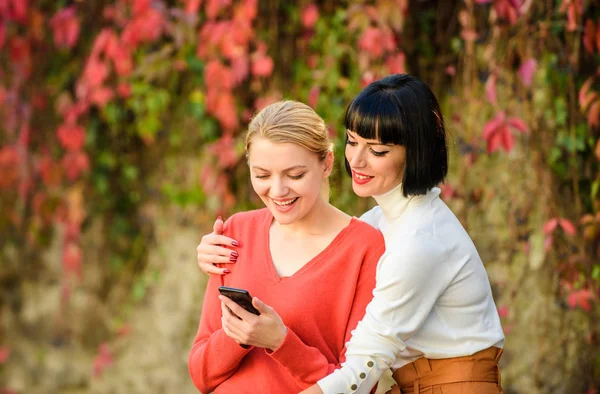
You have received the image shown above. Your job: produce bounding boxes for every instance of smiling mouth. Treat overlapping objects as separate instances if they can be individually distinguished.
[272,197,299,206]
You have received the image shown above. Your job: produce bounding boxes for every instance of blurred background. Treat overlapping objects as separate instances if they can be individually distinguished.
[0,0,599,393]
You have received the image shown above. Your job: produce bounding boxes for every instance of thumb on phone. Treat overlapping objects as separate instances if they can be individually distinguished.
[252,297,272,315]
[213,216,224,235]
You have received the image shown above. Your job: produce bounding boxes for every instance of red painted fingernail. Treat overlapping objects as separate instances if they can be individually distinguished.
[231,251,238,257]
[231,240,239,246]
[229,257,237,262]
[223,269,231,274]
[217,216,223,221]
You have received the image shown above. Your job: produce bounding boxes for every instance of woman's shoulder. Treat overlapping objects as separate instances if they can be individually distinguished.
[224,208,270,231]
[359,205,383,228]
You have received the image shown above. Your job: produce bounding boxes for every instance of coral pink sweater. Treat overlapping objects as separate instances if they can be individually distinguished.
[188,209,385,393]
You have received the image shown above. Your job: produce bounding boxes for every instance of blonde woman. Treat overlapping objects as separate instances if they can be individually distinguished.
[188,101,385,393]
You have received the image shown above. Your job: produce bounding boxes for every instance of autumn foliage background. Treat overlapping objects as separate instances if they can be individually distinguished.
[1,0,600,393]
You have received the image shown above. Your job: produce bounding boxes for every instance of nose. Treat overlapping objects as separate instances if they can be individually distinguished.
[270,176,289,197]
[348,146,366,168]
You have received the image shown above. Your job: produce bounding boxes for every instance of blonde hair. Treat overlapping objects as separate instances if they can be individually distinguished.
[245,100,333,198]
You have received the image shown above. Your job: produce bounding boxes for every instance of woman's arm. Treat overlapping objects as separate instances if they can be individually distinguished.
[314,235,451,394]
[188,272,251,393]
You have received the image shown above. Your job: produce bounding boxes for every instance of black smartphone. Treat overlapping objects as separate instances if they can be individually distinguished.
[218,286,261,316]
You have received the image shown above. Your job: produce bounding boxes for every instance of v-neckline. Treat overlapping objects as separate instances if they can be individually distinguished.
[262,211,356,283]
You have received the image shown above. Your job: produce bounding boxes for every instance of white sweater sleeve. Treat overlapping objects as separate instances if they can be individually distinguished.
[318,234,450,393]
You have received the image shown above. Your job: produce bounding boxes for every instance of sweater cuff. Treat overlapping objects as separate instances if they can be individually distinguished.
[265,327,303,364]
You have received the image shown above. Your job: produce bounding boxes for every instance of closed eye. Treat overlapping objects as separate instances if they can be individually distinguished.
[288,173,306,180]
[370,149,389,157]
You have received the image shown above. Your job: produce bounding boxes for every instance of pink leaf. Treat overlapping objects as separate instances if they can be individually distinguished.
[93,343,114,377]
[385,52,406,75]
[518,58,537,87]
[308,86,320,109]
[499,125,515,152]
[63,242,83,280]
[588,101,600,128]
[583,19,597,54]
[117,83,131,98]
[57,124,86,151]
[507,117,528,133]
[301,4,319,29]
[50,7,80,49]
[558,218,576,235]
[61,150,90,181]
[567,289,593,312]
[497,305,509,318]
[0,346,10,364]
[543,218,558,234]
[251,55,274,77]
[485,74,497,105]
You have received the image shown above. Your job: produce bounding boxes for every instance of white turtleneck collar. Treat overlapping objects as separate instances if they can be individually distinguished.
[373,182,440,221]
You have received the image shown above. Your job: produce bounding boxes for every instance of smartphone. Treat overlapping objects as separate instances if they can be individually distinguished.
[218,286,261,316]
[218,286,260,349]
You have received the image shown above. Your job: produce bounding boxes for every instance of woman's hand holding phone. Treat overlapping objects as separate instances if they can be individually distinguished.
[219,294,288,351]
[196,217,240,275]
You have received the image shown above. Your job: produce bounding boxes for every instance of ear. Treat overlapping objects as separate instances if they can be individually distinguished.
[323,151,334,178]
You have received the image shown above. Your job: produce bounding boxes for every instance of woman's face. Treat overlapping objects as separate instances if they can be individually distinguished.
[248,136,332,225]
[345,130,406,197]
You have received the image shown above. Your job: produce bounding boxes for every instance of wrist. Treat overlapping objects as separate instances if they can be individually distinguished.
[270,326,288,351]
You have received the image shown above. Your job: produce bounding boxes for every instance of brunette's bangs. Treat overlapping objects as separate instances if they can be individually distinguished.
[344,93,407,146]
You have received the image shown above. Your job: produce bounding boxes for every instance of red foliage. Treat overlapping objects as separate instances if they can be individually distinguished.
[308,86,320,109]
[50,7,80,49]
[301,4,319,29]
[61,150,90,181]
[0,346,10,364]
[518,58,536,87]
[359,27,395,58]
[0,0,28,24]
[205,0,232,20]
[543,217,577,236]
[485,74,497,105]
[57,123,86,151]
[62,242,83,280]
[583,19,597,54]
[497,305,509,318]
[0,145,19,189]
[8,36,31,78]
[482,112,528,153]
[385,52,406,75]
[559,0,583,32]
[92,343,114,378]
[567,289,594,312]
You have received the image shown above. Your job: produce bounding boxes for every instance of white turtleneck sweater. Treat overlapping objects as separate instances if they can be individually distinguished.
[317,184,504,393]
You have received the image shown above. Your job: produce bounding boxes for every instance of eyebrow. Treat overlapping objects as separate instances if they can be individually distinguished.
[346,131,393,147]
[251,165,308,172]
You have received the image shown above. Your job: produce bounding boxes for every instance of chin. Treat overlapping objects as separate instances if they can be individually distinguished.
[352,184,373,198]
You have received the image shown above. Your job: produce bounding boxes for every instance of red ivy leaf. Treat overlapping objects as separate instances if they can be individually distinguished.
[385,52,406,75]
[308,86,320,109]
[301,4,319,29]
[90,87,114,108]
[497,305,509,318]
[485,74,497,105]
[183,0,202,15]
[205,0,231,20]
[117,83,131,98]
[50,7,80,49]
[543,218,558,234]
[567,289,593,312]
[62,150,90,181]
[579,78,597,111]
[588,100,600,128]
[518,58,537,87]
[507,117,528,133]
[0,346,10,364]
[92,343,114,378]
[57,124,86,151]
[583,19,597,54]
[251,54,274,77]
[558,218,576,235]
[0,22,5,50]
[63,242,83,280]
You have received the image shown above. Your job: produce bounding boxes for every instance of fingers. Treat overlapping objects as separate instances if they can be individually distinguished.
[200,262,230,275]
[219,295,254,321]
[199,234,238,249]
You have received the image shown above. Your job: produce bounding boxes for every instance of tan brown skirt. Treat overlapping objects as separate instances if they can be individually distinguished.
[391,347,503,394]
